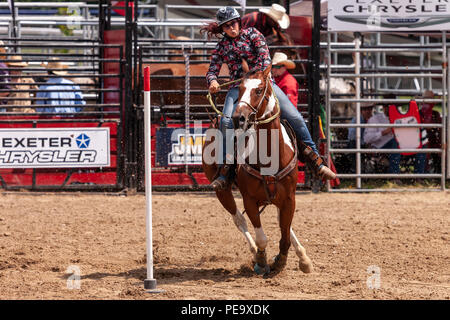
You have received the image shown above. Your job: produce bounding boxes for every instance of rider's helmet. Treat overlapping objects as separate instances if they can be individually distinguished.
[216,7,240,27]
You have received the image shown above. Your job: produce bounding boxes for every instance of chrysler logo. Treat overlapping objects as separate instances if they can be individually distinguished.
[334,15,450,29]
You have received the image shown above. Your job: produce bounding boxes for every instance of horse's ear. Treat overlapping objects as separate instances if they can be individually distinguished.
[264,65,272,77]
[169,33,177,40]
[241,59,250,74]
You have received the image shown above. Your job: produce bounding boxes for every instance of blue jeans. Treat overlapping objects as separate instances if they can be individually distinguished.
[218,83,319,164]
[382,138,427,174]
[381,138,401,174]
[414,152,427,174]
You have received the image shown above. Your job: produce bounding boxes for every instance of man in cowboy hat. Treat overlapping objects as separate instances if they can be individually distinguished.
[271,51,298,107]
[0,40,11,112]
[7,55,38,113]
[241,4,290,40]
[35,58,85,114]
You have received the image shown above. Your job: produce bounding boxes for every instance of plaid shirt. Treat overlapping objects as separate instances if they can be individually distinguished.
[206,27,271,88]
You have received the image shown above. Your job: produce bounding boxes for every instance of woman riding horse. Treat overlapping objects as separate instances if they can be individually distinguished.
[201,7,336,191]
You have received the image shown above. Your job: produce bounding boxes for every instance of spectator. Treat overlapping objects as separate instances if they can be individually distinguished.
[418,90,441,172]
[7,55,38,113]
[346,102,374,172]
[0,41,11,112]
[271,52,298,107]
[365,100,427,176]
[241,3,290,39]
[347,102,374,148]
[389,99,427,175]
[35,59,85,114]
[364,104,401,174]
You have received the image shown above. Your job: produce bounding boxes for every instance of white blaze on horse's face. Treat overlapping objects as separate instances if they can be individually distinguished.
[238,78,262,109]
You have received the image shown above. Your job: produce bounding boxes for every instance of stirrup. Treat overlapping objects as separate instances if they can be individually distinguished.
[318,165,336,180]
[211,175,229,191]
[211,164,233,191]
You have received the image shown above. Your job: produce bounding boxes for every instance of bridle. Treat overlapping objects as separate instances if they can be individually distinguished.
[237,74,280,126]
[206,73,280,126]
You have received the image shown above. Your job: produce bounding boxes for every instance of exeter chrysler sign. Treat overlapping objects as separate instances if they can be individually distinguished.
[0,128,110,168]
[328,0,450,31]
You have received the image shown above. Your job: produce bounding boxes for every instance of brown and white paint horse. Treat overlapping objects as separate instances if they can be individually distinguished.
[202,63,313,275]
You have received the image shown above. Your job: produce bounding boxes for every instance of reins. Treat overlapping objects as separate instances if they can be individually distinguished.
[206,78,242,117]
[206,75,281,126]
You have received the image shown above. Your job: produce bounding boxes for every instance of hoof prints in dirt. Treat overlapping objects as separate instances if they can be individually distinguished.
[0,257,39,270]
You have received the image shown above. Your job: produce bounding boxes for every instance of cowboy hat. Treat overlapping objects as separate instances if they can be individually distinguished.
[7,55,28,67]
[259,4,290,29]
[421,90,434,99]
[0,40,6,54]
[360,102,375,108]
[272,52,295,69]
[42,59,69,75]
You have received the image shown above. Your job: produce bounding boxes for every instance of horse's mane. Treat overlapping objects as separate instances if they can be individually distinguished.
[243,69,259,79]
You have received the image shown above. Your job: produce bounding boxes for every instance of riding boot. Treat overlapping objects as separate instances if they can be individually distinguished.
[298,141,336,180]
[211,164,234,191]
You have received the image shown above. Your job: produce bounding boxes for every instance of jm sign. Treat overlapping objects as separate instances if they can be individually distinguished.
[328,0,450,31]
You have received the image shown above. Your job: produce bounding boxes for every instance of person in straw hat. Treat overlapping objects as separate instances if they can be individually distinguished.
[35,58,85,114]
[0,40,12,112]
[7,55,38,113]
[242,4,290,43]
[271,51,298,107]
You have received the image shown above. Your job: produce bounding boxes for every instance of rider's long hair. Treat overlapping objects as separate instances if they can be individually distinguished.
[200,21,222,39]
[200,18,242,39]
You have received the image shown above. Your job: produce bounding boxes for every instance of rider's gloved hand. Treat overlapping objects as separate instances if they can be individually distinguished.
[209,80,220,94]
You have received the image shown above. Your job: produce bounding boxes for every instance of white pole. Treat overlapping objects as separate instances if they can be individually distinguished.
[143,66,157,290]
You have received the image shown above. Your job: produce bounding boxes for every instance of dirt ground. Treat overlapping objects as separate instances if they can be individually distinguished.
[0,191,448,300]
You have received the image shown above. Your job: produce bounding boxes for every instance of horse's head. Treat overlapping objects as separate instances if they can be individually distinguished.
[232,63,276,132]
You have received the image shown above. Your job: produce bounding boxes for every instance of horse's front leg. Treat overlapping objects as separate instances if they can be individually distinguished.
[231,207,258,255]
[271,201,295,273]
[275,207,314,274]
[243,197,270,275]
[215,188,258,255]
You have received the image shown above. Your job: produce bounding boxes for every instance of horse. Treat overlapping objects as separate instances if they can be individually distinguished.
[202,62,314,276]
[167,34,204,61]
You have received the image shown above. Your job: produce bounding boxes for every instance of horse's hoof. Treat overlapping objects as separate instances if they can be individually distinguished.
[270,254,288,272]
[299,257,314,273]
[254,263,270,275]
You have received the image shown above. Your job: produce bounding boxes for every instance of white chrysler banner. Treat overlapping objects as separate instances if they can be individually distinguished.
[328,0,450,32]
[0,128,110,168]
